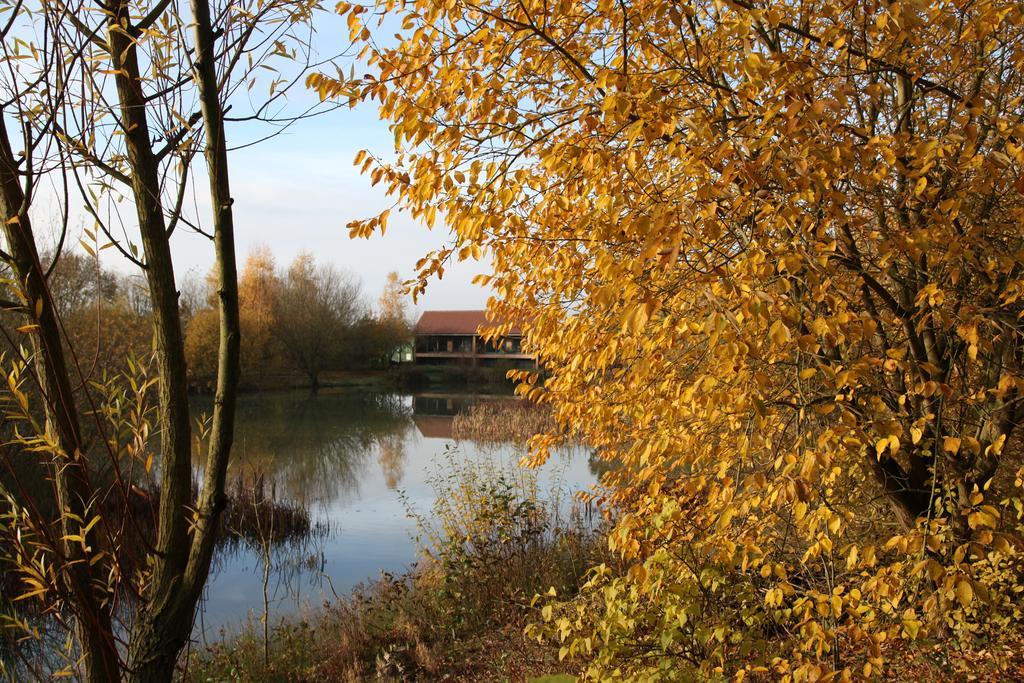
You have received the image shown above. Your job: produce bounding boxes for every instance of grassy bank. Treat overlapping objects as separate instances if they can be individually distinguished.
[186,452,606,682]
[193,364,521,395]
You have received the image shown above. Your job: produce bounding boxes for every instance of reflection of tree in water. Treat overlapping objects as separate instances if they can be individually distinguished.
[198,513,332,645]
[587,450,619,480]
[194,391,412,506]
[376,432,406,490]
[197,471,335,642]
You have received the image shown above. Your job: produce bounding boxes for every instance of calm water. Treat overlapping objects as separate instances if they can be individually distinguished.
[191,389,596,639]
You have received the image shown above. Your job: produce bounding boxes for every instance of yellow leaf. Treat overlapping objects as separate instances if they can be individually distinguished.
[985,434,1006,456]
[623,301,653,334]
[768,320,791,345]
[846,545,859,570]
[956,578,973,607]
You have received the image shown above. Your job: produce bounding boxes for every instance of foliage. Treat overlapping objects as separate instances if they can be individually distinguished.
[185,251,407,387]
[185,307,222,388]
[239,247,283,382]
[387,365,432,391]
[379,270,410,328]
[41,250,154,374]
[413,449,574,610]
[186,248,287,388]
[342,313,406,370]
[324,0,1024,678]
[275,252,364,390]
[45,250,122,316]
[0,353,158,679]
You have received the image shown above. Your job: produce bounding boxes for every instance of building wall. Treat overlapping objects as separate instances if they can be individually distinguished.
[415,334,474,354]
[412,332,534,367]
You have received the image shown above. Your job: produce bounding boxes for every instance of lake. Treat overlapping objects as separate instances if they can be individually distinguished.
[191,389,596,640]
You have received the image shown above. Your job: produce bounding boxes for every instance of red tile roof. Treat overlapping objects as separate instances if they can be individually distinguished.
[413,310,521,335]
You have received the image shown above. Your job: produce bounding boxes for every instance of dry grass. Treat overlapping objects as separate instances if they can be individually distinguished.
[451,400,555,446]
[220,475,319,547]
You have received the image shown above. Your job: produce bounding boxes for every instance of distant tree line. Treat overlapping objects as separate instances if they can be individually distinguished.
[2,248,411,395]
[184,248,411,390]
[0,250,153,374]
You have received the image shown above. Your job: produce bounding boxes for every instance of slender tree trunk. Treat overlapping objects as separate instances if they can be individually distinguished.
[0,116,121,683]
[106,0,241,677]
[105,4,196,678]
[178,0,243,658]
[185,0,241,576]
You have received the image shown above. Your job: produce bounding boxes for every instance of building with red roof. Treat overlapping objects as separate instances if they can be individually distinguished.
[412,310,534,368]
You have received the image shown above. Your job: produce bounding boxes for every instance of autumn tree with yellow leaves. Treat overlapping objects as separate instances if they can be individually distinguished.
[318,0,1024,678]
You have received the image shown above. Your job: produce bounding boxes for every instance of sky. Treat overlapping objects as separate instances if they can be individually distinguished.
[37,8,490,318]
[172,97,491,315]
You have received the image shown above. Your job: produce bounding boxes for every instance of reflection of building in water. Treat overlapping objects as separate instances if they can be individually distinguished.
[412,414,454,439]
[413,393,471,416]
[412,394,461,439]
[411,393,513,440]
[411,393,487,439]
[412,310,536,368]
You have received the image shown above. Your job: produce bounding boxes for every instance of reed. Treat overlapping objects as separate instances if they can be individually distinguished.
[220,474,317,547]
[450,399,555,445]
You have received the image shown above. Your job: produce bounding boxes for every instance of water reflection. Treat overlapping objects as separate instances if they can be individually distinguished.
[196,391,413,506]
[192,389,594,638]
[377,432,406,490]
[411,392,510,439]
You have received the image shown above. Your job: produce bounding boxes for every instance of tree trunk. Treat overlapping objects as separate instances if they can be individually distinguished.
[107,0,242,677]
[105,4,196,679]
[177,0,244,666]
[865,448,932,530]
[0,117,121,683]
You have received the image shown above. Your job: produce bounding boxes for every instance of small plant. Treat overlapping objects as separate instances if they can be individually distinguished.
[404,446,591,636]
